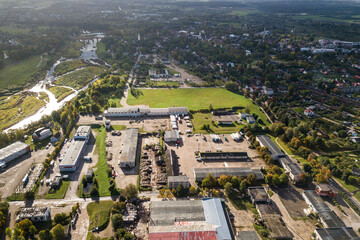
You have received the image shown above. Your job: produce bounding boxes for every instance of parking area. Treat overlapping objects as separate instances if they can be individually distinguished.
[166,117,265,185]
[0,146,53,200]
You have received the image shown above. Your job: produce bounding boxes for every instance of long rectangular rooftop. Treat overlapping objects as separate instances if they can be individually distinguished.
[59,140,86,167]
[119,128,139,166]
[256,135,284,156]
[0,141,29,160]
[194,167,264,180]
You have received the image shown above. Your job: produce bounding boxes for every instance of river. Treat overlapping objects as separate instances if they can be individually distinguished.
[6,32,106,131]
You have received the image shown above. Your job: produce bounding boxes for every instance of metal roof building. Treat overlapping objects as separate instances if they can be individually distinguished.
[318,211,345,228]
[199,152,248,162]
[73,125,91,141]
[256,135,285,160]
[194,167,264,182]
[164,130,180,143]
[0,141,30,165]
[119,128,139,168]
[149,198,234,240]
[302,190,331,213]
[314,227,360,240]
[17,207,50,222]
[236,231,261,240]
[59,140,86,172]
[104,107,188,118]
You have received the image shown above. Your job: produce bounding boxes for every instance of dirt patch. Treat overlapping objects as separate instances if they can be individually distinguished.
[276,186,308,218]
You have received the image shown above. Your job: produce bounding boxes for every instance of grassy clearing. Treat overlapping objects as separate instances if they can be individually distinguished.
[107,98,122,108]
[0,55,46,90]
[334,177,359,193]
[45,180,70,199]
[39,92,49,102]
[54,59,89,76]
[0,93,46,130]
[144,81,180,88]
[48,86,74,102]
[0,25,30,34]
[128,88,268,124]
[230,9,259,16]
[111,125,126,131]
[191,112,243,134]
[63,41,85,59]
[87,200,113,231]
[55,66,105,90]
[292,15,360,24]
[94,127,111,196]
[228,194,255,211]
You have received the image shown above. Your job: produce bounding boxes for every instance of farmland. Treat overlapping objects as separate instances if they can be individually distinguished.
[55,66,105,90]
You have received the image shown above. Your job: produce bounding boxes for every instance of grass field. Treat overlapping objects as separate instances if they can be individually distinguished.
[45,180,70,199]
[94,127,112,196]
[0,25,30,34]
[191,112,244,134]
[230,9,259,16]
[55,66,105,90]
[87,200,113,231]
[292,15,360,24]
[107,98,122,108]
[63,41,85,59]
[48,86,74,102]
[54,59,89,76]
[39,92,49,102]
[127,88,269,124]
[144,81,180,88]
[0,55,46,90]
[0,93,46,130]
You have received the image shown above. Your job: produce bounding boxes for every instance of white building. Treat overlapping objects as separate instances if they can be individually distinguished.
[17,207,50,222]
[104,107,188,118]
[0,141,30,168]
[164,130,179,143]
[168,175,190,189]
[32,127,52,141]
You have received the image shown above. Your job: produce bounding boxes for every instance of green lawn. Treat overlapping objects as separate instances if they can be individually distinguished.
[191,112,243,134]
[94,127,112,196]
[55,66,105,90]
[127,88,269,124]
[87,200,113,231]
[107,98,122,108]
[145,81,180,88]
[54,59,89,76]
[48,86,74,102]
[334,177,359,193]
[111,125,126,131]
[0,55,46,90]
[45,180,70,199]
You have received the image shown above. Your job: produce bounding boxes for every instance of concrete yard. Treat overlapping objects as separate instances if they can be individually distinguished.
[0,145,54,200]
[166,118,265,185]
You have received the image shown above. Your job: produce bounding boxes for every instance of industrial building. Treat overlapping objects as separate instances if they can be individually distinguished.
[315,183,338,197]
[279,157,304,183]
[119,128,139,168]
[149,198,234,240]
[104,107,188,118]
[199,152,248,162]
[0,141,30,169]
[165,149,178,177]
[194,167,264,182]
[17,207,50,222]
[236,231,261,240]
[256,135,285,160]
[32,127,52,141]
[59,126,91,173]
[318,211,345,228]
[248,186,270,204]
[168,175,190,189]
[73,125,91,142]
[164,130,180,143]
[302,190,331,213]
[314,227,360,240]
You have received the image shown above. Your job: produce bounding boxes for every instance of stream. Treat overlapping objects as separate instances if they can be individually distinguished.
[6,32,106,131]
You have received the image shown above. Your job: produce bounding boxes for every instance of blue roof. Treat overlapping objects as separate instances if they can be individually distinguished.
[202,198,233,240]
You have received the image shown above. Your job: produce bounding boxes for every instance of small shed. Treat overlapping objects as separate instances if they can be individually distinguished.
[85,169,94,181]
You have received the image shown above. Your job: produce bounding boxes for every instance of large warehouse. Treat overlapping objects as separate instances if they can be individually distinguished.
[149,198,234,240]
[59,126,91,173]
[0,141,30,169]
[256,135,285,160]
[104,107,188,118]
[119,128,139,168]
[194,167,264,182]
[199,152,248,162]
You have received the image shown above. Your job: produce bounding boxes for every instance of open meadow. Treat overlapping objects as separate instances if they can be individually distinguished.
[127,88,269,124]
